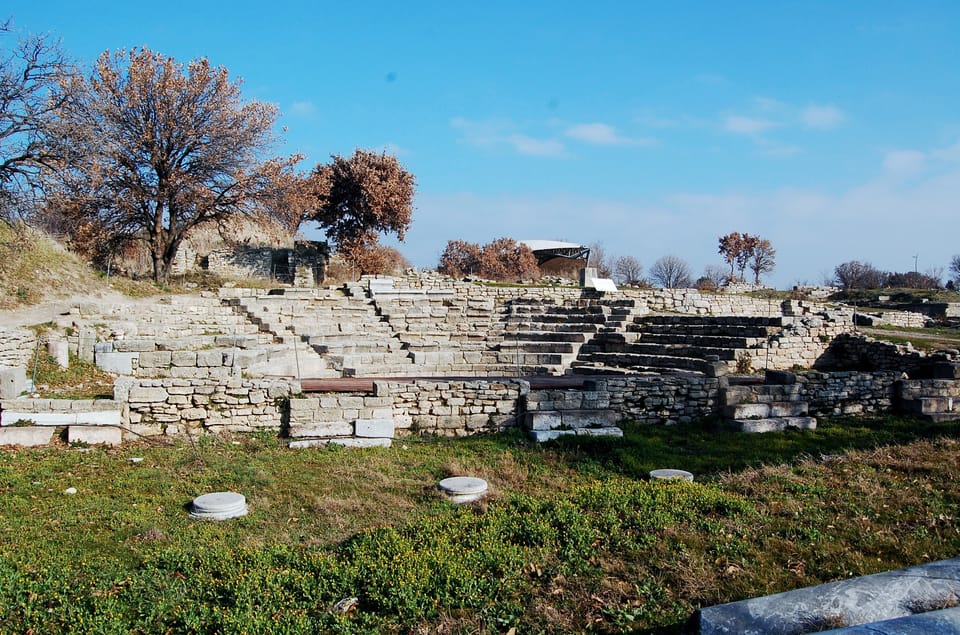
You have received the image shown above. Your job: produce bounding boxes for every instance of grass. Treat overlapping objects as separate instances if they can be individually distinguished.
[1,416,959,633]
[859,324,960,352]
[26,351,115,399]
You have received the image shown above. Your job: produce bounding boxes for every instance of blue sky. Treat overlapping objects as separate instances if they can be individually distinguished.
[9,1,960,288]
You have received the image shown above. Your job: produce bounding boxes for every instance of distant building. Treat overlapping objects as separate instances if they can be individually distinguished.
[519,240,590,276]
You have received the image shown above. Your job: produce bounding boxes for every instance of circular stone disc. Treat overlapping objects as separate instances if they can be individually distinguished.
[649,469,694,482]
[438,476,488,496]
[190,491,248,520]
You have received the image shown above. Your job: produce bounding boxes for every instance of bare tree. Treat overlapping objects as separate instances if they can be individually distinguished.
[650,255,692,289]
[613,255,644,286]
[305,149,415,273]
[587,242,612,278]
[702,264,728,288]
[0,22,74,219]
[748,238,776,284]
[48,47,298,282]
[834,261,886,289]
[950,255,960,285]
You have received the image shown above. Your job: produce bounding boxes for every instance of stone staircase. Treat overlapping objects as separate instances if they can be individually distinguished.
[572,314,782,376]
[500,298,643,376]
[722,380,817,432]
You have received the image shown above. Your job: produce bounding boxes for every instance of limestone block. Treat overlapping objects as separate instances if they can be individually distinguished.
[328,437,392,448]
[355,418,394,438]
[75,410,122,426]
[1,411,75,426]
[48,340,69,368]
[68,426,122,446]
[113,339,156,353]
[693,557,960,635]
[0,366,26,399]
[138,351,172,368]
[525,410,562,431]
[128,386,168,403]
[171,351,198,366]
[96,352,138,374]
[288,421,353,438]
[0,426,54,446]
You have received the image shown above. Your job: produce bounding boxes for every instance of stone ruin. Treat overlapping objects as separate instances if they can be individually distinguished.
[0,271,958,448]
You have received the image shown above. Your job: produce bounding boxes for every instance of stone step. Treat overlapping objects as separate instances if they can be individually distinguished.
[573,352,713,374]
[524,409,619,431]
[724,401,809,419]
[723,384,803,405]
[900,396,957,416]
[733,416,817,433]
[528,426,624,442]
[498,341,576,354]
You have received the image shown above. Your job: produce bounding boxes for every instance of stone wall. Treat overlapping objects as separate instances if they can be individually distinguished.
[0,327,36,368]
[816,333,928,373]
[119,376,294,437]
[526,374,723,426]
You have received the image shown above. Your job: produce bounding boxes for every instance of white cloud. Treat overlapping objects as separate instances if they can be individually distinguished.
[564,122,654,146]
[289,101,317,117]
[507,134,568,157]
[883,149,927,175]
[451,117,567,157]
[801,105,846,129]
[932,139,960,162]
[724,115,778,135]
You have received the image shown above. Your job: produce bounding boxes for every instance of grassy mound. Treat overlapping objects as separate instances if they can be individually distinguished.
[0,221,107,309]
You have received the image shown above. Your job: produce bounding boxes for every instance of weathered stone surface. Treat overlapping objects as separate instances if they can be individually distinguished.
[129,386,168,403]
[354,418,394,438]
[818,606,960,634]
[75,411,122,426]
[96,352,138,374]
[0,426,54,446]
[0,366,26,399]
[649,469,694,482]
[691,557,960,635]
[1,411,74,426]
[68,426,122,446]
[288,421,353,438]
[438,476,488,503]
[327,437,392,448]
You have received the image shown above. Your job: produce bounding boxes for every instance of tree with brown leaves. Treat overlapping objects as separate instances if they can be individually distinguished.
[305,149,415,274]
[478,237,539,281]
[47,47,297,282]
[438,239,482,277]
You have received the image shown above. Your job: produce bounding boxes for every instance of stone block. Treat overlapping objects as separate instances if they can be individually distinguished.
[138,351,171,368]
[288,421,353,438]
[0,426,54,446]
[171,351,198,366]
[48,340,69,368]
[355,418,395,438]
[1,411,75,426]
[561,409,618,429]
[691,557,960,635]
[528,429,575,443]
[524,410,562,431]
[68,426,122,446]
[328,437,392,448]
[0,366,26,399]
[96,352,138,374]
[75,410,122,426]
[128,386,168,403]
[113,339,156,353]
